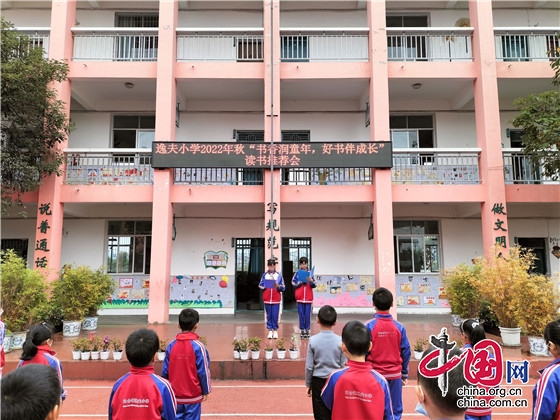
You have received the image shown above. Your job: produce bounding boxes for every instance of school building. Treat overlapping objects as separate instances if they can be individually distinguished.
[2,0,559,323]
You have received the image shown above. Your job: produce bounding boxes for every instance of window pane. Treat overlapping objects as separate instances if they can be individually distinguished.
[418,130,434,148]
[398,237,413,272]
[393,221,411,234]
[408,115,433,128]
[386,16,403,27]
[108,221,135,235]
[113,130,136,148]
[412,236,425,272]
[403,16,428,27]
[114,116,139,129]
[139,116,156,129]
[118,236,133,273]
[425,236,439,272]
[107,236,118,272]
[135,221,152,234]
[390,115,407,128]
[391,131,409,148]
[424,221,439,234]
[411,221,425,234]
[137,131,155,149]
[409,131,418,148]
[133,236,145,273]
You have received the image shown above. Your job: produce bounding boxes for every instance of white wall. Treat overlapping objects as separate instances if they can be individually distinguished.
[2,10,51,27]
[69,112,112,147]
[61,219,106,267]
[440,219,483,267]
[75,11,117,27]
[493,9,560,27]
[280,10,367,27]
[179,11,263,28]
[435,112,476,147]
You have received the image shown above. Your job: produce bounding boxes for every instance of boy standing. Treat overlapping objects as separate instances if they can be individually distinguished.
[162,308,211,420]
[259,258,285,339]
[292,256,316,339]
[364,287,410,420]
[305,305,347,420]
[321,320,393,420]
[109,328,177,420]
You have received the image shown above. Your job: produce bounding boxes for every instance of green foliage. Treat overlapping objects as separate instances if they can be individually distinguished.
[442,263,485,319]
[159,339,168,352]
[0,250,50,331]
[1,18,71,216]
[110,338,122,352]
[249,336,262,351]
[52,264,116,321]
[275,337,286,351]
[512,91,560,180]
[414,337,429,352]
[511,43,560,181]
[470,245,560,330]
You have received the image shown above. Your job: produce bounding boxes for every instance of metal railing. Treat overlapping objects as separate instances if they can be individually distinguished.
[174,168,263,185]
[73,28,158,61]
[392,150,480,184]
[494,28,560,62]
[386,27,473,62]
[280,29,369,62]
[177,29,264,61]
[14,28,50,57]
[502,150,558,184]
[65,150,153,185]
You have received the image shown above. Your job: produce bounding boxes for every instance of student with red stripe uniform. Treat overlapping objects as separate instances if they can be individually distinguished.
[109,328,177,420]
[532,320,560,420]
[364,287,410,420]
[162,308,212,420]
[321,320,394,420]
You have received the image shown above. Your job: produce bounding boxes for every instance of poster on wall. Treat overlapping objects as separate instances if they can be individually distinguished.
[395,275,447,308]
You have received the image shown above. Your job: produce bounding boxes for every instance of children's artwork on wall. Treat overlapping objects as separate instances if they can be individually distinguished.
[203,251,228,269]
[313,274,375,308]
[396,275,445,308]
[103,274,235,310]
[119,278,134,288]
[396,296,405,306]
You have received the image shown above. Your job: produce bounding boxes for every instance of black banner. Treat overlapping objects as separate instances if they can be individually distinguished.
[152,141,392,169]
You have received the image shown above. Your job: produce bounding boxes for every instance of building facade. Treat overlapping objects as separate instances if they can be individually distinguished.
[2,0,559,323]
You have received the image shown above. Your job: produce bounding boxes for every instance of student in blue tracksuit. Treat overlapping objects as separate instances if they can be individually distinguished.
[292,256,316,339]
[259,258,285,339]
[532,320,560,420]
[109,328,177,420]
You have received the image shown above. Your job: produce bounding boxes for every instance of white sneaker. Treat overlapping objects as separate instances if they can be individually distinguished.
[273,331,278,339]
[267,331,273,339]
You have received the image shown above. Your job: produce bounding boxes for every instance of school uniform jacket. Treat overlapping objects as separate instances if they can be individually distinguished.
[292,273,316,303]
[320,360,394,420]
[108,365,177,420]
[18,345,67,400]
[161,331,212,405]
[364,313,411,381]
[532,358,560,420]
[258,271,285,304]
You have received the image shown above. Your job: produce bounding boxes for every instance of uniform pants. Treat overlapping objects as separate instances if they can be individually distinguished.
[297,302,312,331]
[265,303,280,330]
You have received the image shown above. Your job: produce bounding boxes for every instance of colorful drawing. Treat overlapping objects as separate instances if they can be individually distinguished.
[142,279,150,288]
[117,289,130,299]
[423,295,436,305]
[396,296,405,306]
[400,283,413,292]
[330,286,342,294]
[346,283,359,292]
[132,289,146,299]
[315,284,327,293]
[418,284,431,294]
[119,278,134,288]
[407,295,420,305]
[438,286,447,299]
[359,276,373,285]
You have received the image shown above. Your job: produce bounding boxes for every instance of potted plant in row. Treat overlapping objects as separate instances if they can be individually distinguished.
[90,334,102,360]
[275,337,287,359]
[249,337,262,360]
[264,340,274,360]
[442,262,484,326]
[413,337,429,360]
[110,338,123,360]
[232,337,242,359]
[289,333,299,359]
[157,339,168,361]
[100,336,111,360]
[238,338,250,360]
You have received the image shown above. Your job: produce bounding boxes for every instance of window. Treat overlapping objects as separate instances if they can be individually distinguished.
[107,221,151,274]
[394,221,440,274]
[1,239,29,260]
[390,115,434,148]
[113,115,155,149]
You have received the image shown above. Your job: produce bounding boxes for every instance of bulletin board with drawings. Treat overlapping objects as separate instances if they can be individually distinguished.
[312,274,376,308]
[395,275,448,308]
[101,274,235,310]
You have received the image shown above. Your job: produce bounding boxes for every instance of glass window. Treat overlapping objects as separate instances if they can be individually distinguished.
[390,115,434,148]
[394,221,440,273]
[113,115,155,149]
[107,221,151,274]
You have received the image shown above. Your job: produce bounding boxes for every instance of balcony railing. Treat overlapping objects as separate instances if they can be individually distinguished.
[280,28,369,62]
[177,29,264,61]
[65,150,153,185]
[502,150,558,184]
[15,28,50,57]
[494,28,560,62]
[73,28,158,61]
[174,168,264,185]
[386,27,473,62]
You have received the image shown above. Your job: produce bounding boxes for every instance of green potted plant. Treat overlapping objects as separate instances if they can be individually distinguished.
[469,245,542,347]
[0,250,50,349]
[249,336,262,359]
[442,262,485,325]
[52,264,115,336]
[238,338,250,360]
[82,267,116,331]
[264,339,274,360]
[100,335,111,360]
[413,337,429,360]
[232,337,242,359]
[289,333,299,359]
[70,338,82,360]
[110,337,123,360]
[275,337,287,359]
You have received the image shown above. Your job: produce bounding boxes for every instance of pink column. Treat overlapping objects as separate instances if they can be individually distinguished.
[368,0,397,317]
[33,0,75,280]
[148,0,178,323]
[469,0,510,256]
[263,0,282,261]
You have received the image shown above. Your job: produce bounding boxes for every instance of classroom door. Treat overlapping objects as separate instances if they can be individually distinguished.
[234,238,264,311]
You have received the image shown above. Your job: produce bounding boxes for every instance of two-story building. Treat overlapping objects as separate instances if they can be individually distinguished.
[2,0,559,322]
